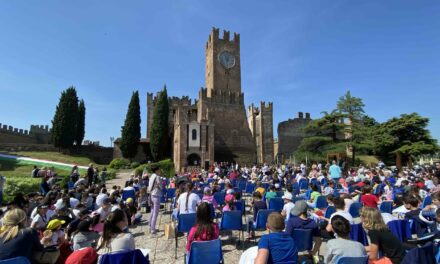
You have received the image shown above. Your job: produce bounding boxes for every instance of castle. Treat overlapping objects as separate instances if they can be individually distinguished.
[146,28,274,172]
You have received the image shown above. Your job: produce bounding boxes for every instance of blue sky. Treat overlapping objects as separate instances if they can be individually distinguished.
[1,1,439,146]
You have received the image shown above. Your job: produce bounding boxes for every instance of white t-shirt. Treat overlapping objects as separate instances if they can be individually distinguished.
[282,202,295,222]
[32,214,48,229]
[330,210,355,224]
[177,192,201,214]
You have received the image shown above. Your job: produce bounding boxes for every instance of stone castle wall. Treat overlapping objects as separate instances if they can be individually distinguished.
[0,123,51,144]
[277,112,311,162]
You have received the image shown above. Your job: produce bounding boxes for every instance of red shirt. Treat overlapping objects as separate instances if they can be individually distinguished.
[186,223,220,252]
[361,194,379,208]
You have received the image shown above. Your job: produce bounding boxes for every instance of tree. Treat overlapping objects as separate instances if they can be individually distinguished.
[336,90,371,165]
[150,86,169,161]
[298,110,346,154]
[75,99,86,146]
[374,113,438,167]
[52,87,79,149]
[120,91,141,160]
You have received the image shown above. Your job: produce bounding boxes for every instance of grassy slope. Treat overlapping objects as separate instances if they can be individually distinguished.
[7,151,99,166]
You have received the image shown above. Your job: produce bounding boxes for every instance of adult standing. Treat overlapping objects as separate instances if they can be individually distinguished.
[329,160,342,183]
[0,175,5,206]
[87,163,94,187]
[148,166,162,234]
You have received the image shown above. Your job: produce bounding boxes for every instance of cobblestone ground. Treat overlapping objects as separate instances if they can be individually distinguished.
[110,172,329,264]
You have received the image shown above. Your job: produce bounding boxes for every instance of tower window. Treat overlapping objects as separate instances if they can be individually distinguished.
[192,129,197,140]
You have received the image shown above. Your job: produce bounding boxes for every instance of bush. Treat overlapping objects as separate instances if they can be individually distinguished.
[109,158,130,169]
[130,162,140,169]
[106,169,117,180]
[3,178,40,203]
[134,159,175,178]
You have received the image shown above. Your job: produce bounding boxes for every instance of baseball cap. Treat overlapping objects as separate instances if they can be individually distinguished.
[290,200,309,216]
[47,219,65,230]
[282,192,293,200]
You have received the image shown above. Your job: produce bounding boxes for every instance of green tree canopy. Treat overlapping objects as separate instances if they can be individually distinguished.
[51,87,79,149]
[150,86,169,161]
[374,113,438,164]
[120,91,141,159]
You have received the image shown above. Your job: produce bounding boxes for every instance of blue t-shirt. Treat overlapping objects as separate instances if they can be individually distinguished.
[258,232,298,264]
[329,164,341,179]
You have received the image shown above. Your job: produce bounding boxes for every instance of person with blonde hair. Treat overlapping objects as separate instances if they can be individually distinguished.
[360,207,405,264]
[0,208,44,261]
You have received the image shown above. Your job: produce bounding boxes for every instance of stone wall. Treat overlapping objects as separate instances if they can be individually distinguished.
[0,123,51,144]
[277,112,311,162]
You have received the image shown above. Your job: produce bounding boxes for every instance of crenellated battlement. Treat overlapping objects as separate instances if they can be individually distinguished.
[206,27,240,49]
[199,87,244,105]
[260,101,273,111]
[0,123,31,136]
[30,124,50,134]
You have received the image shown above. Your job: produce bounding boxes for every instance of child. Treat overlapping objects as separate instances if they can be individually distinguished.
[360,185,379,208]
[255,181,265,197]
[281,192,295,222]
[325,215,366,264]
[265,185,277,202]
[223,194,235,212]
[323,181,335,196]
[201,187,218,208]
[247,192,267,239]
[254,212,298,264]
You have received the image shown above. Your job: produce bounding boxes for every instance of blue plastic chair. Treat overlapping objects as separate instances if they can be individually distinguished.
[275,191,284,198]
[234,200,246,216]
[379,201,393,214]
[220,210,243,245]
[100,249,149,264]
[237,181,247,193]
[245,183,256,195]
[175,213,197,259]
[67,181,75,190]
[252,209,275,232]
[334,256,368,264]
[0,257,31,264]
[291,229,313,252]
[387,220,411,243]
[268,197,284,212]
[349,223,368,246]
[292,197,304,203]
[349,202,362,218]
[315,196,328,210]
[401,242,436,264]
[213,192,226,206]
[166,188,176,201]
[421,196,432,209]
[324,206,336,219]
[122,190,136,202]
[186,239,223,264]
[299,179,309,190]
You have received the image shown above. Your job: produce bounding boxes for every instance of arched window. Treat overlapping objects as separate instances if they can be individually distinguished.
[192,129,197,140]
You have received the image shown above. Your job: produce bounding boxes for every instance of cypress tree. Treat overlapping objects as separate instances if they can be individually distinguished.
[75,99,86,146]
[150,86,169,161]
[120,91,141,160]
[51,87,79,149]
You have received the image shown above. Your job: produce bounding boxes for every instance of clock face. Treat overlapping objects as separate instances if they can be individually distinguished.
[218,51,235,69]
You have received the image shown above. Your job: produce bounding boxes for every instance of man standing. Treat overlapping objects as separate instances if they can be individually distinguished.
[148,166,162,235]
[87,163,94,187]
[329,160,342,183]
[0,175,5,206]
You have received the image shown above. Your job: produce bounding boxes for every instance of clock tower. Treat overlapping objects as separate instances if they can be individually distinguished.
[199,28,257,163]
[205,28,241,97]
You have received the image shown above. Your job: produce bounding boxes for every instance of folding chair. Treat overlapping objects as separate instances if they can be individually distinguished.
[175,213,197,259]
[185,239,223,264]
[220,210,244,245]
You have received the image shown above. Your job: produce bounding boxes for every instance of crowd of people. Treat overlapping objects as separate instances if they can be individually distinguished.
[0,160,439,263]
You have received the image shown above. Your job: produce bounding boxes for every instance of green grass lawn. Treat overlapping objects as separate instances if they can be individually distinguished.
[6,151,105,166]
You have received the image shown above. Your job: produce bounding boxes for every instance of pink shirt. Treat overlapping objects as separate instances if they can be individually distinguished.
[186,223,220,252]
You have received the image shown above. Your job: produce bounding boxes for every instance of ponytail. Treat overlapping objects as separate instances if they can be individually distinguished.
[185,183,193,212]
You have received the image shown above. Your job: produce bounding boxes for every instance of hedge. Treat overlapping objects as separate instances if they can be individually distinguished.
[134,159,174,178]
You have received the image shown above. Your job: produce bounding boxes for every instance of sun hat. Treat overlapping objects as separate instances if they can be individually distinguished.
[290,200,309,216]
[47,219,65,230]
[282,192,293,200]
